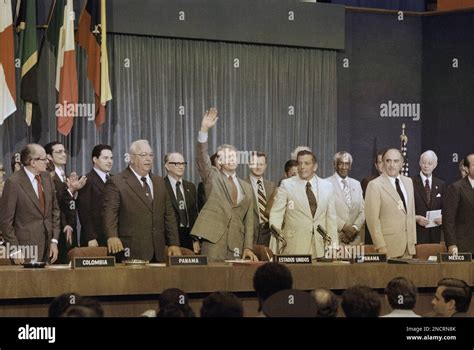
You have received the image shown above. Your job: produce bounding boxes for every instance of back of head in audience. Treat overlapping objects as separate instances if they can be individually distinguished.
[157,303,195,318]
[49,293,82,317]
[342,285,381,317]
[158,288,189,309]
[433,278,472,316]
[311,288,338,317]
[61,305,102,317]
[253,262,293,311]
[200,291,243,318]
[385,277,418,310]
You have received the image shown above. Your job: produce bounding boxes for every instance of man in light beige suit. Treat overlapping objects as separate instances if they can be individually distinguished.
[365,148,416,258]
[191,108,257,262]
[327,151,365,245]
[269,150,338,258]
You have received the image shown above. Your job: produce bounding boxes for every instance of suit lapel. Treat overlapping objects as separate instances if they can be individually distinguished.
[400,176,412,214]
[164,176,179,212]
[414,175,430,208]
[381,175,407,214]
[124,168,152,211]
[90,170,106,192]
[295,178,313,219]
[18,169,44,216]
[219,171,235,205]
[461,177,474,210]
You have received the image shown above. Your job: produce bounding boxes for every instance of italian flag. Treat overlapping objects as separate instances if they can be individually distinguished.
[0,0,16,124]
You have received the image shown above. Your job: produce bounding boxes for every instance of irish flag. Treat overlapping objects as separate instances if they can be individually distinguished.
[0,0,16,124]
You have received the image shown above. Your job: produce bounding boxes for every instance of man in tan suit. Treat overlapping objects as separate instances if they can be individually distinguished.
[269,150,338,258]
[103,140,181,262]
[365,148,416,258]
[326,151,365,245]
[0,144,60,263]
[191,108,257,262]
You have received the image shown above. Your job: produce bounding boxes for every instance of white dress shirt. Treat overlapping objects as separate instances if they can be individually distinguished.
[94,167,109,183]
[168,175,186,202]
[130,167,153,199]
[24,167,39,198]
[388,175,408,204]
[420,172,432,189]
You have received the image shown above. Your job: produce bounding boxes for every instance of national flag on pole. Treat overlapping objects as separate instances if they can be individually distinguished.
[77,0,112,128]
[400,123,409,176]
[47,0,78,136]
[0,0,16,124]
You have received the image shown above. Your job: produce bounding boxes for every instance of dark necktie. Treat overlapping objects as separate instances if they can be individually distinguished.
[257,180,268,223]
[141,177,152,201]
[35,175,46,215]
[395,178,407,211]
[306,182,317,217]
[176,181,188,227]
[105,173,110,182]
[228,175,238,207]
[424,179,431,205]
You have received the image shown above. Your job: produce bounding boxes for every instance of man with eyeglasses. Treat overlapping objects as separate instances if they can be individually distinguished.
[191,108,257,262]
[45,142,86,263]
[0,144,60,264]
[163,153,198,251]
[103,140,181,262]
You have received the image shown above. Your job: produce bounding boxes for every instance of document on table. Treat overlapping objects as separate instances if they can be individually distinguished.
[426,209,441,228]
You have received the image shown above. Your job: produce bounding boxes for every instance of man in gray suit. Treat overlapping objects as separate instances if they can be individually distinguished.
[327,151,365,245]
[191,108,257,262]
[246,152,276,246]
[444,153,474,254]
[0,144,60,263]
[103,140,181,262]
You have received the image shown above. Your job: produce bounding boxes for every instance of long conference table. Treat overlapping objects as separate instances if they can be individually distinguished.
[0,262,473,317]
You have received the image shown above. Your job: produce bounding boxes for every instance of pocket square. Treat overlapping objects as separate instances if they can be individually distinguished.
[436,193,441,198]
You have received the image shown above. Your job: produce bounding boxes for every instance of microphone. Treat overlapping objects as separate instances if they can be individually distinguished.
[317,225,331,245]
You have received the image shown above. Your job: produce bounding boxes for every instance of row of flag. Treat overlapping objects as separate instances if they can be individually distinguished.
[0,0,112,137]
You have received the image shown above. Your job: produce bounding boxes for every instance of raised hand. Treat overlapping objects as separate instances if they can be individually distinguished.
[200,108,218,132]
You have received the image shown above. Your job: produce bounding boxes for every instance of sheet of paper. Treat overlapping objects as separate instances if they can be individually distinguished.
[426,209,442,228]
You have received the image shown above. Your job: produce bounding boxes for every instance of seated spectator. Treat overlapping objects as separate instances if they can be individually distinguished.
[61,305,103,317]
[381,277,420,317]
[49,293,103,317]
[432,278,472,317]
[262,289,318,317]
[200,291,243,318]
[342,285,381,317]
[157,303,195,318]
[253,262,293,314]
[311,288,338,317]
[141,288,190,317]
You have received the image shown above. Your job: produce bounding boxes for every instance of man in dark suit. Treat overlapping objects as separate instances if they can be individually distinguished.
[191,108,257,262]
[412,150,446,244]
[77,144,113,247]
[444,153,474,254]
[0,144,60,263]
[103,140,181,262]
[163,152,198,251]
[246,152,275,246]
[45,142,86,263]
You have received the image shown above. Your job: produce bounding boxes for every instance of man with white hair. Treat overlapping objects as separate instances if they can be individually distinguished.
[411,150,446,244]
[326,151,365,245]
[103,140,181,262]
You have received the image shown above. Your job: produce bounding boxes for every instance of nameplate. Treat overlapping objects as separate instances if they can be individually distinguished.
[168,255,208,266]
[274,255,312,264]
[73,257,115,268]
[439,253,472,263]
[355,253,387,263]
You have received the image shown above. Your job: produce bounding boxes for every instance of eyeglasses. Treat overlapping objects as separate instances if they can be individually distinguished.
[134,153,154,158]
[168,162,187,167]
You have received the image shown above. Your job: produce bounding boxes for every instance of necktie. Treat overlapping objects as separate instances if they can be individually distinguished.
[257,180,268,223]
[176,181,188,227]
[105,173,110,182]
[395,178,407,211]
[141,177,152,201]
[342,179,352,207]
[424,179,431,205]
[60,169,66,182]
[228,175,238,207]
[306,182,317,217]
[35,175,46,215]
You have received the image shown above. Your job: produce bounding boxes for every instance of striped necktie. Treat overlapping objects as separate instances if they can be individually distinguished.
[257,180,268,223]
[342,179,352,207]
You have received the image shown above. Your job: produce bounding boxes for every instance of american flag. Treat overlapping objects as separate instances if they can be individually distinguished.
[400,123,409,176]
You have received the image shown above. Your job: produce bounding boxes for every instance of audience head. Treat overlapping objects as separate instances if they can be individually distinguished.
[48,293,83,317]
[419,150,438,177]
[297,150,318,181]
[284,159,298,178]
[341,285,381,317]
[164,152,187,180]
[249,152,267,178]
[129,140,153,176]
[374,150,385,175]
[385,277,418,310]
[92,144,113,174]
[263,289,318,317]
[253,262,293,311]
[158,288,189,309]
[333,151,353,179]
[382,148,404,178]
[20,144,48,175]
[311,288,338,317]
[432,278,472,316]
[157,303,195,318]
[61,305,102,317]
[200,291,243,318]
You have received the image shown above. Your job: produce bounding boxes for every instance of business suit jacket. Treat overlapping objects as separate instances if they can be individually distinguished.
[77,170,109,247]
[0,168,60,261]
[269,176,338,258]
[444,177,474,253]
[365,174,417,258]
[191,141,254,259]
[103,167,180,262]
[327,174,365,244]
[245,177,276,246]
[412,174,446,244]
[164,176,198,250]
